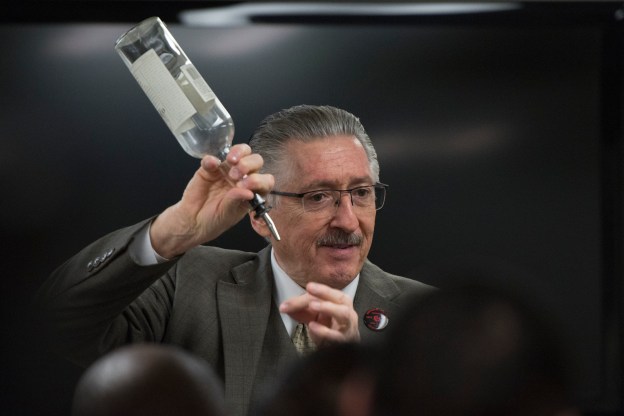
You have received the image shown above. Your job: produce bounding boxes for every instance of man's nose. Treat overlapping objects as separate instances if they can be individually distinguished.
[330,193,359,231]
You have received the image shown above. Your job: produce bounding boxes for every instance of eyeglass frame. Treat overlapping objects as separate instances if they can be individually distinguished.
[270,183,389,213]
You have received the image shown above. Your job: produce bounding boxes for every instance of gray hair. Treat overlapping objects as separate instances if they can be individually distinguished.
[249,105,380,192]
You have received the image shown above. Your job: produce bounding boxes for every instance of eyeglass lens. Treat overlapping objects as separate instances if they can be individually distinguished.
[301,186,385,212]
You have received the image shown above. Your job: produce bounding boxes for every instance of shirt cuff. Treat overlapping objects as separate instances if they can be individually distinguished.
[129,221,171,265]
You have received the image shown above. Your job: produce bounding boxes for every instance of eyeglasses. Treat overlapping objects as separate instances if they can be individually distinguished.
[270,183,388,214]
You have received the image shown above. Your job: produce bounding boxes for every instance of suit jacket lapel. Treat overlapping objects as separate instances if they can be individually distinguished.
[354,260,403,341]
[217,246,273,416]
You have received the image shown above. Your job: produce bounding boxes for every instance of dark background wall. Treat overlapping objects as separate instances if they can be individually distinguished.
[2,1,622,415]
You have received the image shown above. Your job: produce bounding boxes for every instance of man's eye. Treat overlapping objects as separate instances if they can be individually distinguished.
[306,192,331,203]
[353,187,372,198]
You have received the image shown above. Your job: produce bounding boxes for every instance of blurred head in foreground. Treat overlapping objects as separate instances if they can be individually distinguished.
[72,344,225,416]
[253,342,376,416]
[374,283,580,416]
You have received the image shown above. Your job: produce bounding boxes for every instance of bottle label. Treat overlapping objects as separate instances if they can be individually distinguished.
[180,64,216,103]
[130,49,196,133]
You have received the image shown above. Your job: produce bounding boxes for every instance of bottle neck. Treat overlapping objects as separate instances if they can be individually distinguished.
[217,144,231,162]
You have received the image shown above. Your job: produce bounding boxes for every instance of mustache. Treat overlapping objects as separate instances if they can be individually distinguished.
[317,231,363,247]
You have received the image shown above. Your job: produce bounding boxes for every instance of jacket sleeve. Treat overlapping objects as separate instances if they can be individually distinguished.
[32,219,181,367]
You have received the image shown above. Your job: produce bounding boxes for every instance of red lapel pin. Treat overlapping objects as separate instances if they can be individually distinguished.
[364,308,389,331]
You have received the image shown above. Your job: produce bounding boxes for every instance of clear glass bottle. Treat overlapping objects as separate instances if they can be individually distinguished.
[115,16,234,160]
[115,17,280,240]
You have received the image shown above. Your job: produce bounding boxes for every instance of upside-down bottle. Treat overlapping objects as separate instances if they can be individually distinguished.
[115,16,279,240]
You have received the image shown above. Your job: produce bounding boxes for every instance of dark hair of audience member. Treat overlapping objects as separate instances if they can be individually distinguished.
[374,282,580,416]
[71,343,225,416]
[253,342,376,416]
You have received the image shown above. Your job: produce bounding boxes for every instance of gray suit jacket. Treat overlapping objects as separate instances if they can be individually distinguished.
[36,219,433,416]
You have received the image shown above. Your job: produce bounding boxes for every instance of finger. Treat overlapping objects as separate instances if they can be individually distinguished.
[279,293,309,312]
[236,172,274,195]
[280,294,322,324]
[306,282,353,307]
[229,153,264,178]
[200,154,224,174]
[309,299,356,328]
[307,320,342,342]
[308,320,360,344]
[222,187,257,206]
[226,143,252,164]
[199,153,271,200]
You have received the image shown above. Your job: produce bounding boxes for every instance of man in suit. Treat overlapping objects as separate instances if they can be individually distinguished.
[36,105,433,416]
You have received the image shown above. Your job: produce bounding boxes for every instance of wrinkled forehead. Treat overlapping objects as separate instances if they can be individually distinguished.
[281,135,372,189]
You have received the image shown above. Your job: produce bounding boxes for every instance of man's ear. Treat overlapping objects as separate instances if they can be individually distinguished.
[249,212,272,239]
